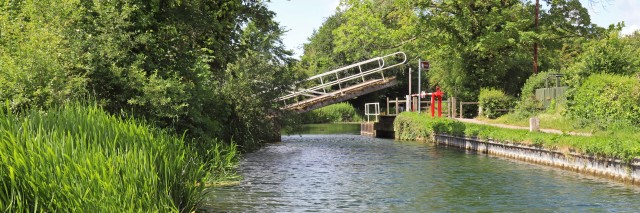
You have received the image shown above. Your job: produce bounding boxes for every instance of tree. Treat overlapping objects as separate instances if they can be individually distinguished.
[0,0,87,112]
[0,0,298,147]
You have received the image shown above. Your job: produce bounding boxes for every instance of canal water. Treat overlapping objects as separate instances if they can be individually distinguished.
[204,124,640,212]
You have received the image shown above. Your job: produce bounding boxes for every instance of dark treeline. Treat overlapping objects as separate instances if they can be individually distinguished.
[0,0,299,150]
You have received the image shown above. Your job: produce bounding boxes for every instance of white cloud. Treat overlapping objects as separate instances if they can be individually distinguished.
[621,24,640,36]
[617,0,640,26]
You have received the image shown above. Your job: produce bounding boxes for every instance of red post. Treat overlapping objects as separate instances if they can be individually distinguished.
[438,96,442,117]
[430,94,435,117]
[431,86,444,117]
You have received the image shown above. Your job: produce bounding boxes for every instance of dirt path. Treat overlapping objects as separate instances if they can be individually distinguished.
[454,118,592,136]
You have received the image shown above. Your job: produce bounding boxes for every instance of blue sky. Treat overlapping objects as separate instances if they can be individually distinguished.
[268,0,640,59]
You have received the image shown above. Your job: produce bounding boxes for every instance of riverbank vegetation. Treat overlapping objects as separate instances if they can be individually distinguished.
[1,0,297,211]
[395,112,640,162]
[302,0,640,145]
[298,0,640,131]
[2,0,640,210]
[300,103,363,124]
[0,103,237,212]
[0,0,297,149]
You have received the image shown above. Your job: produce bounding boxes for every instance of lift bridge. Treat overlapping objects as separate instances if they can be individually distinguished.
[277,52,407,113]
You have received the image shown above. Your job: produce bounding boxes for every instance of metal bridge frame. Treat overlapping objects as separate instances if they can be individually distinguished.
[278,52,407,108]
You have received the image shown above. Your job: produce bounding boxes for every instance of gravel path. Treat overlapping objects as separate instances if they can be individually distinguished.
[454,118,592,136]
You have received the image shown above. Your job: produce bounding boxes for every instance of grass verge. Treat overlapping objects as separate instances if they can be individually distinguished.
[476,107,593,134]
[395,112,640,162]
[0,102,237,212]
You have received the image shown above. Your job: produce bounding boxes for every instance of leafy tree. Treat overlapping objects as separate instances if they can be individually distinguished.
[0,0,298,148]
[300,0,603,108]
[298,12,347,76]
[0,0,87,112]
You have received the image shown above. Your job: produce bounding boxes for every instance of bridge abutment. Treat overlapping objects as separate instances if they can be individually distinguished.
[360,115,396,139]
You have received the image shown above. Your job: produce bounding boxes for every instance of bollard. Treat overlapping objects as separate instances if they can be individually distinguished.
[529,117,540,132]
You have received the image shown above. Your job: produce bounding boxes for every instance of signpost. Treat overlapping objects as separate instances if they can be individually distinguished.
[418,59,430,113]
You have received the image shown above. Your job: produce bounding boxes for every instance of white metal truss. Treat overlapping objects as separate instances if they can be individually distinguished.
[277,52,407,107]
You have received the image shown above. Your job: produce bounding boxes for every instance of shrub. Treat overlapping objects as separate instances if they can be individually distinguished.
[301,102,362,124]
[564,31,640,88]
[513,72,550,118]
[394,112,465,140]
[478,88,514,119]
[567,73,640,129]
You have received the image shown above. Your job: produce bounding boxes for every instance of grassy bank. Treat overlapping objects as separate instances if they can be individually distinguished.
[475,106,593,134]
[0,103,237,212]
[395,112,640,162]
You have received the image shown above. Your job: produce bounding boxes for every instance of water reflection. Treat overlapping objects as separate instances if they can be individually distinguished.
[204,133,640,212]
[284,123,360,135]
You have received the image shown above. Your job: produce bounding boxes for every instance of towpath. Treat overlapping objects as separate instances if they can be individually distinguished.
[454,118,592,136]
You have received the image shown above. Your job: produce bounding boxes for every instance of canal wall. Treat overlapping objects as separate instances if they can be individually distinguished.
[434,134,640,185]
[360,115,396,138]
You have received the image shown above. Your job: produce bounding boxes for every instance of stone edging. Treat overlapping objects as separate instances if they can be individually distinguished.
[434,134,640,185]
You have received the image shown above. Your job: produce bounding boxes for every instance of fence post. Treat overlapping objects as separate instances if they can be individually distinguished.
[451,97,457,118]
[386,97,390,115]
[395,97,399,115]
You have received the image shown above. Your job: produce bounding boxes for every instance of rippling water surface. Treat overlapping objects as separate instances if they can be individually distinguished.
[204,124,640,212]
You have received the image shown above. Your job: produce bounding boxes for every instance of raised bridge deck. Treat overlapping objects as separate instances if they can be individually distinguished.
[277,52,406,113]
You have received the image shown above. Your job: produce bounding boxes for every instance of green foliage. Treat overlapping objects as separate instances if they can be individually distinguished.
[567,73,640,129]
[0,0,296,149]
[513,72,550,118]
[395,112,640,162]
[394,112,465,140]
[298,0,419,105]
[302,0,602,106]
[564,31,640,87]
[216,50,295,149]
[0,103,237,212]
[478,88,514,119]
[421,0,540,98]
[300,102,363,124]
[298,12,347,76]
[0,0,87,112]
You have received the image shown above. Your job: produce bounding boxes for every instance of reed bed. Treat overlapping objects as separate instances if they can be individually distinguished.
[0,103,236,212]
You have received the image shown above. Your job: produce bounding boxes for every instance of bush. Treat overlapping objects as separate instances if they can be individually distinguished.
[564,31,640,87]
[478,88,514,119]
[513,72,549,118]
[567,73,640,129]
[394,112,465,140]
[301,102,362,124]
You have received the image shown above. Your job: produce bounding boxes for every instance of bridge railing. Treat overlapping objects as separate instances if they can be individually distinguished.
[278,52,407,106]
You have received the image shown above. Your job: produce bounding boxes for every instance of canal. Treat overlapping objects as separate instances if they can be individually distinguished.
[204,124,640,212]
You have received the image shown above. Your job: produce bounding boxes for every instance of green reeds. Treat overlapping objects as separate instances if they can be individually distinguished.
[0,102,236,212]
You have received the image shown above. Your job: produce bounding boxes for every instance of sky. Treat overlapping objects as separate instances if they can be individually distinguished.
[268,0,640,59]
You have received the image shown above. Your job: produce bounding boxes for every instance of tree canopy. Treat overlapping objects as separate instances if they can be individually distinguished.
[299,0,606,102]
[0,0,297,149]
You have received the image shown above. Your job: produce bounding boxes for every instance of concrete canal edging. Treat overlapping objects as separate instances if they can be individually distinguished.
[434,134,640,185]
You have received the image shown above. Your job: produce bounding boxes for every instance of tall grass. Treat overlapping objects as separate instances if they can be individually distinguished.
[0,102,236,212]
